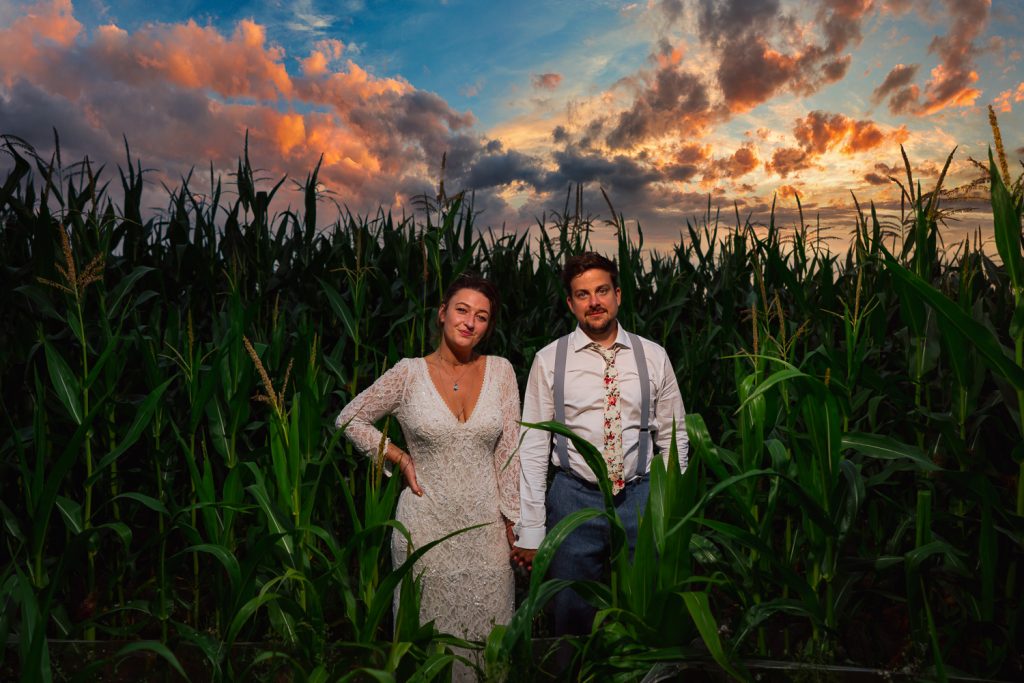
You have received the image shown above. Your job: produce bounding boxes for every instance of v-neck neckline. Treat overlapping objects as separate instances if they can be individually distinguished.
[421,355,490,425]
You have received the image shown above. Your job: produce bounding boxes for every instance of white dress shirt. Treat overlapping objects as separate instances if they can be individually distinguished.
[516,324,688,549]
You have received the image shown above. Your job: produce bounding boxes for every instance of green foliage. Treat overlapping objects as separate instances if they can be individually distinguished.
[1,130,1022,681]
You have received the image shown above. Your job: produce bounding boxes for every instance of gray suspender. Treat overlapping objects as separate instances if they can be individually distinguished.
[551,331,653,475]
[628,332,652,475]
[553,335,571,470]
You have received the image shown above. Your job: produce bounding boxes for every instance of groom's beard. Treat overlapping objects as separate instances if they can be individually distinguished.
[580,308,615,336]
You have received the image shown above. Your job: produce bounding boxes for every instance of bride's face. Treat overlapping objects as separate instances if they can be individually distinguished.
[439,288,492,351]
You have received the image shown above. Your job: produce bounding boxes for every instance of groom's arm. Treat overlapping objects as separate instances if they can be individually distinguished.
[514,351,554,553]
[655,350,688,471]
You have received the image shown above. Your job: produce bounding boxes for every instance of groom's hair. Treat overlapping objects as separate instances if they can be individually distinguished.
[561,252,619,294]
[440,273,500,342]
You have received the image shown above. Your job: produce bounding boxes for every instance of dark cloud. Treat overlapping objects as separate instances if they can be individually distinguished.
[663,142,708,182]
[716,37,799,112]
[821,56,852,82]
[665,163,701,182]
[888,85,921,114]
[872,161,903,176]
[872,64,919,103]
[863,172,889,185]
[698,0,872,114]
[697,0,782,43]
[605,66,713,148]
[820,0,873,53]
[545,148,662,194]
[579,118,606,149]
[532,73,563,90]
[461,149,545,190]
[0,79,115,162]
[660,0,684,26]
[766,147,812,178]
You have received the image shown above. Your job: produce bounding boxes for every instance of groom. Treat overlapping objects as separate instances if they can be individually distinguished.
[512,252,688,636]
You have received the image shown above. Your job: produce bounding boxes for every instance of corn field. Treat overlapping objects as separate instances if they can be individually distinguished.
[1,129,1022,682]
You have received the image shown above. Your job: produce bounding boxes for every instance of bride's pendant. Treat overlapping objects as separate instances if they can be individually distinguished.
[453,382,459,391]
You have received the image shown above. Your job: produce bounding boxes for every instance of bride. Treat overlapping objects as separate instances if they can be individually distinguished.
[335,273,521,678]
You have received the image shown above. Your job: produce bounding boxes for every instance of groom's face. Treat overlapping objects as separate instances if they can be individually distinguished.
[566,268,620,337]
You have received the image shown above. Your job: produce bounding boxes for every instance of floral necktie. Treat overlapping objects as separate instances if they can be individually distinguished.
[591,343,625,494]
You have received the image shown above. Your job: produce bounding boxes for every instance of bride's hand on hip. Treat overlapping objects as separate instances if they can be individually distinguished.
[396,452,424,496]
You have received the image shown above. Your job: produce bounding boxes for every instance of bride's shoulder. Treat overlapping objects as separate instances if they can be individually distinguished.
[486,355,516,375]
[382,357,421,376]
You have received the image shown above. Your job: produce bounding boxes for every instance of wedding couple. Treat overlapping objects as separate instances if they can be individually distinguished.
[336,252,688,676]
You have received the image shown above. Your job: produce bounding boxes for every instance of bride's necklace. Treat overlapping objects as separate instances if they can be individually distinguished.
[436,354,473,391]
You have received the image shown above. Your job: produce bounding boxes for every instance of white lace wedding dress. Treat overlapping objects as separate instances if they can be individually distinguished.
[336,356,521,678]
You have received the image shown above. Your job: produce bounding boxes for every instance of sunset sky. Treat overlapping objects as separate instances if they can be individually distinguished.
[1,0,1021,251]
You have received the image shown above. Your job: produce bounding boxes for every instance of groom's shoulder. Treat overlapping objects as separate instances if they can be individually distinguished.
[633,332,666,353]
[626,331,673,364]
[517,335,568,376]
[535,331,574,359]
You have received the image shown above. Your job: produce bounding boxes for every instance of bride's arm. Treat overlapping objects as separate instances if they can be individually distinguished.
[335,359,412,472]
[493,358,522,530]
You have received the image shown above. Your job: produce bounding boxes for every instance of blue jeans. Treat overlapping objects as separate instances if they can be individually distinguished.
[545,470,649,636]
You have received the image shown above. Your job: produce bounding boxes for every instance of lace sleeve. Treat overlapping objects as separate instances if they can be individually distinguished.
[492,357,522,523]
[335,359,411,466]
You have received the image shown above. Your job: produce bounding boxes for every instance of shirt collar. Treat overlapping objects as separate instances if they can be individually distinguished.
[569,323,632,352]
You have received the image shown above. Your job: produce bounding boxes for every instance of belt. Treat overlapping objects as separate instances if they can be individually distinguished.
[559,468,648,491]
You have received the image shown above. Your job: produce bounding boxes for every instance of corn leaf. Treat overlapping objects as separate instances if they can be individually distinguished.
[42,338,81,425]
[990,150,1024,291]
[681,591,748,682]
[115,641,189,681]
[883,250,1024,389]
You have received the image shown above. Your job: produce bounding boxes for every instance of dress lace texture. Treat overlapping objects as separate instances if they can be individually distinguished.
[336,356,521,648]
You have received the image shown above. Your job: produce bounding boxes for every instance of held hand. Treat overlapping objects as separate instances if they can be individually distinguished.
[397,452,424,496]
[510,546,537,571]
[504,518,516,548]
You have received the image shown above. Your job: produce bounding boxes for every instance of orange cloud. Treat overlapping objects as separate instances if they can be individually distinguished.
[273,113,307,155]
[297,61,413,116]
[302,39,346,77]
[766,148,812,178]
[920,63,981,114]
[89,18,293,100]
[0,0,82,87]
[0,0,488,224]
[662,142,710,182]
[777,184,802,200]
[870,0,990,116]
[793,111,896,155]
[704,145,759,181]
[993,89,1013,113]
[654,44,684,69]
[766,112,907,179]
